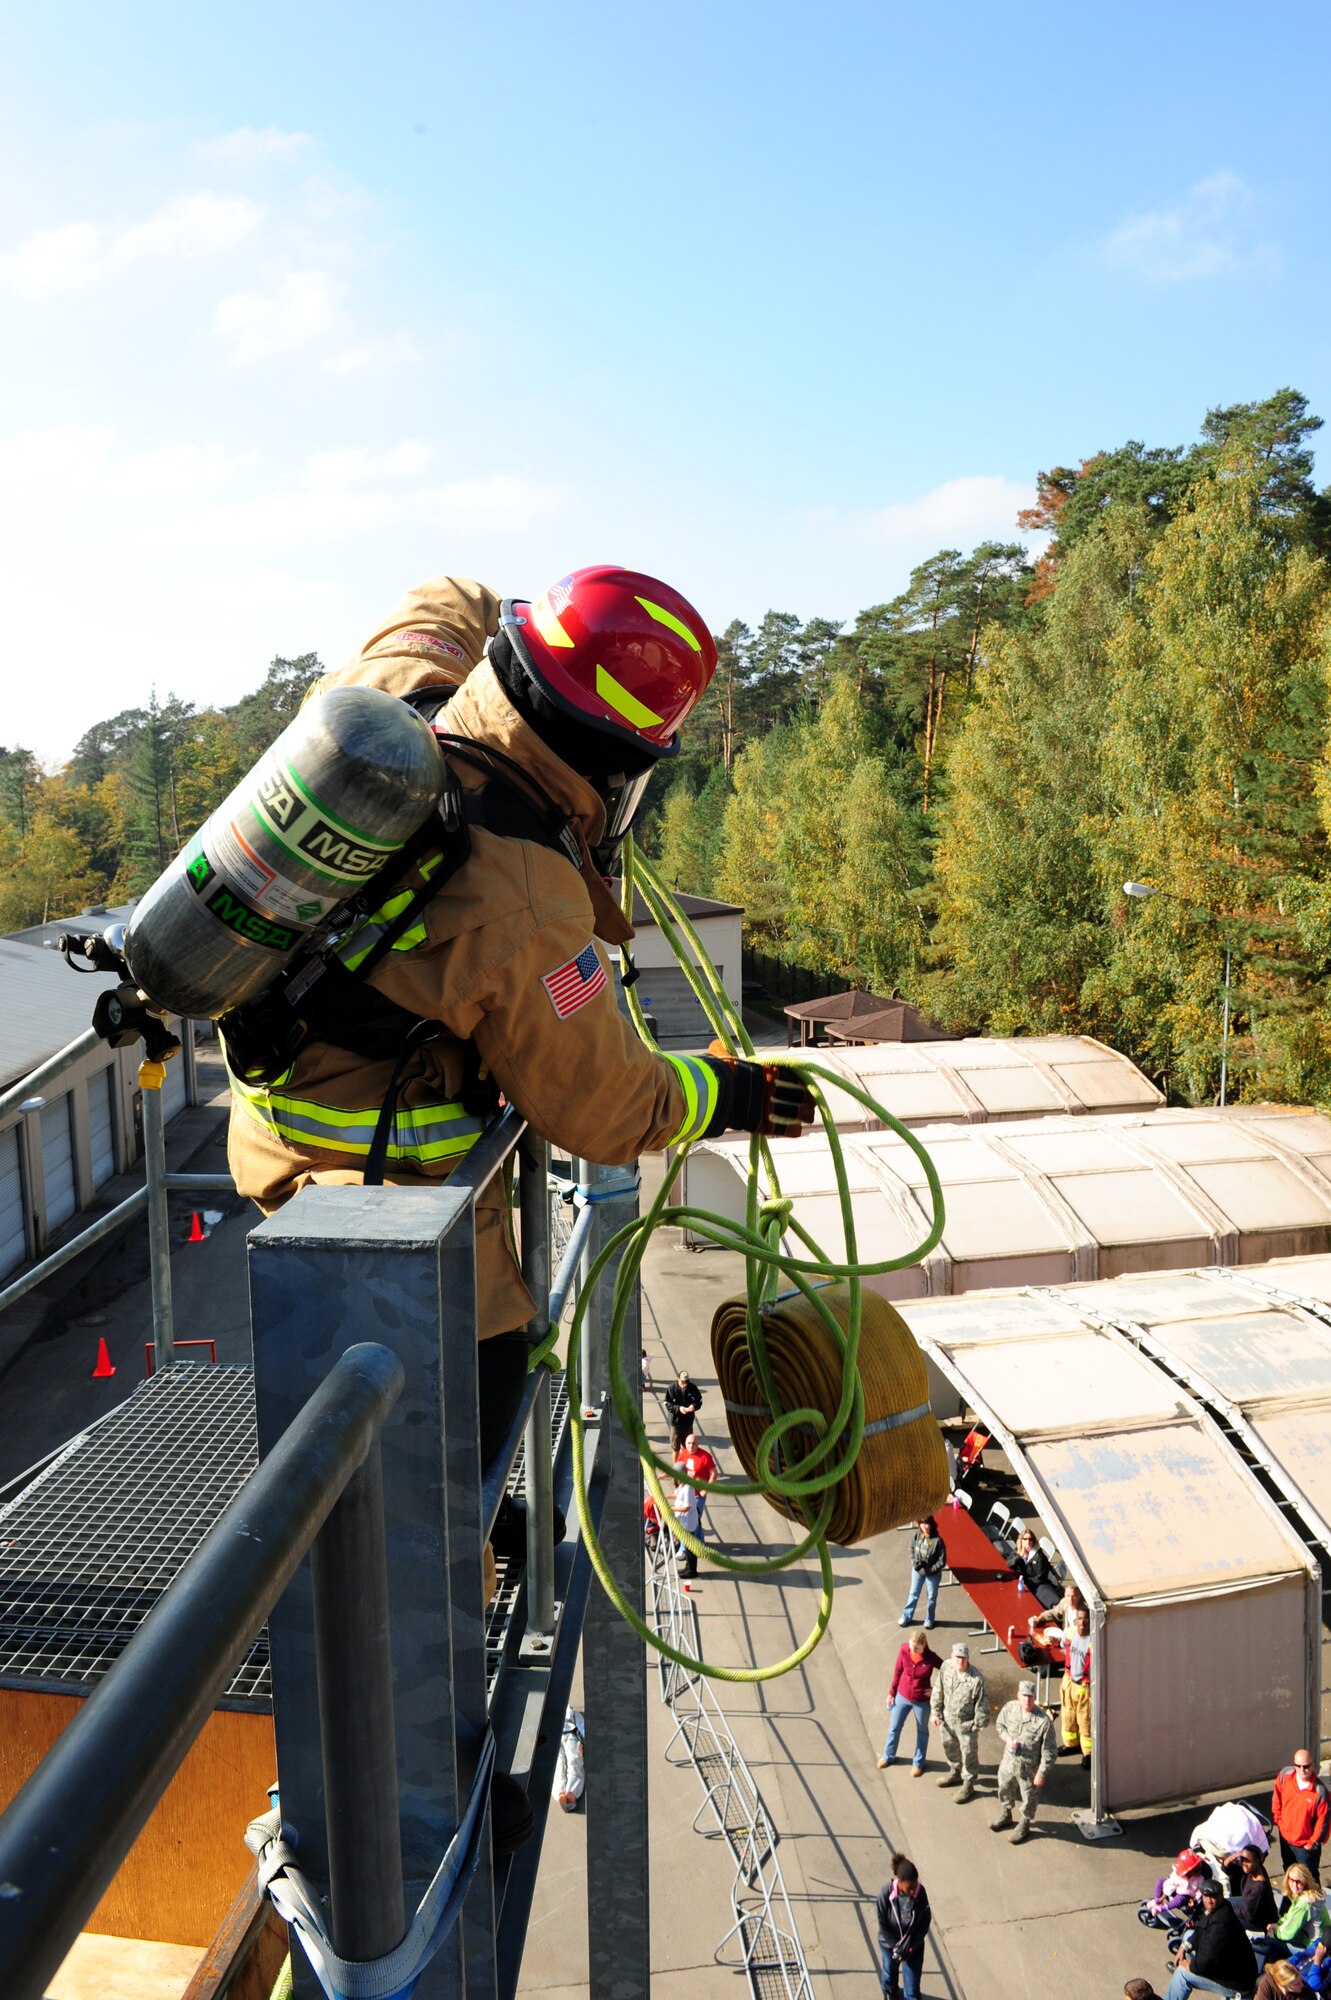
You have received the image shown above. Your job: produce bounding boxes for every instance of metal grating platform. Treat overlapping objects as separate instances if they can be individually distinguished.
[0,1366,269,1706]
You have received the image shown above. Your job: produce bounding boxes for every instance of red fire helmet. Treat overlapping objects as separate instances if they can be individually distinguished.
[500,565,717,759]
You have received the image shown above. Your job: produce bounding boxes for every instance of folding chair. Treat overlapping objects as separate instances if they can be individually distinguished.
[1040,1535,1066,1581]
[985,1500,1010,1545]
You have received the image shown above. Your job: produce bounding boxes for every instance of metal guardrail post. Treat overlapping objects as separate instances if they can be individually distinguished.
[139,1059,175,1371]
[575,1158,603,1414]
[519,1132,556,1636]
[310,1432,405,1960]
[579,1158,650,2000]
[249,1181,493,2000]
[180,1019,198,1108]
[0,1342,404,2000]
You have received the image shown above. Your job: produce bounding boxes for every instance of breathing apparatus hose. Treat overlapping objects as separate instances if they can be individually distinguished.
[558,837,947,1684]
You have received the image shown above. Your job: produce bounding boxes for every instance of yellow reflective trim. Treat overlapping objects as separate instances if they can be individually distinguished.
[635,595,702,653]
[665,1054,719,1145]
[595,663,664,730]
[530,593,575,649]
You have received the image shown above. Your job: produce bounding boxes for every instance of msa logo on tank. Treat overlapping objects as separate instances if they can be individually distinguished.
[184,849,299,951]
[252,761,396,886]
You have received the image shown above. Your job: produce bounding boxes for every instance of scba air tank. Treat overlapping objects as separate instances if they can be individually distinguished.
[124,685,444,1019]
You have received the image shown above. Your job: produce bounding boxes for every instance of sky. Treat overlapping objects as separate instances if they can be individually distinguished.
[2,0,1329,765]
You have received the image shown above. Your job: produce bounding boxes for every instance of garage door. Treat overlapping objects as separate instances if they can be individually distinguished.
[89,1067,117,1188]
[41,1096,77,1231]
[630,964,723,1046]
[162,1027,187,1121]
[0,1128,25,1277]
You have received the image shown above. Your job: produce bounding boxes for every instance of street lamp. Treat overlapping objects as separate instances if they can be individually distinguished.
[1122,881,1233,1109]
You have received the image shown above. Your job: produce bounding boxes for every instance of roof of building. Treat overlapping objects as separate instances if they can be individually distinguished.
[684,1103,1331,1300]
[900,1262,1319,1813]
[0,937,122,1091]
[783,988,896,1023]
[809,1035,1163,1126]
[615,886,743,924]
[823,1003,957,1043]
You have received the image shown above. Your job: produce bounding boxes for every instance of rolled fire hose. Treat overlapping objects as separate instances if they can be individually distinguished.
[559,839,948,1682]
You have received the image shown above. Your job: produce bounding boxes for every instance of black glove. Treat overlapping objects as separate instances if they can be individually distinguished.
[699,1046,817,1139]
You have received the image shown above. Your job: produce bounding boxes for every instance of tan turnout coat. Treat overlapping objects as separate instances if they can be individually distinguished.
[226,577,699,1337]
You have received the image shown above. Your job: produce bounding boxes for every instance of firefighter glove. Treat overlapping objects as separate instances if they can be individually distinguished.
[699,1047,817,1139]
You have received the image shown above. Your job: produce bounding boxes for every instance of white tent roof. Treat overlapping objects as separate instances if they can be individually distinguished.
[683,1106,1331,1298]
[1052,1255,1331,1549]
[899,1277,1320,1814]
[805,1035,1163,1130]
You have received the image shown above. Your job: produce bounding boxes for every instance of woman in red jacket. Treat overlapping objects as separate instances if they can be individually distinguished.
[878,1630,943,1775]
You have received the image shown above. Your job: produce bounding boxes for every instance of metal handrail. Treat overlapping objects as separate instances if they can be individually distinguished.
[0,1342,406,2000]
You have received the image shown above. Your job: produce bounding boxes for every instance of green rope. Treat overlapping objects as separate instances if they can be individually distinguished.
[560,840,945,1682]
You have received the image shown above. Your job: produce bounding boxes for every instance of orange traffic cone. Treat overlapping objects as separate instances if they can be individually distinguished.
[91,1338,116,1379]
[187,1211,207,1243]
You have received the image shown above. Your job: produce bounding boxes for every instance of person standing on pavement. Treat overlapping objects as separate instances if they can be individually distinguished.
[876,1853,931,2000]
[664,1369,704,1452]
[900,1516,946,1630]
[878,1630,943,1776]
[1272,1751,1330,1873]
[677,1432,719,1542]
[990,1679,1057,1844]
[1059,1603,1093,1769]
[930,1640,990,1802]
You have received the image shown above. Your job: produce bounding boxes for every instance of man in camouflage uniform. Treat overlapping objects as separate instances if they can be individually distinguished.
[930,1640,991,1803]
[991,1679,1057,1844]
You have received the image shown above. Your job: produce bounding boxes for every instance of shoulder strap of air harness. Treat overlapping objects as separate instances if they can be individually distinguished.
[218,720,587,1181]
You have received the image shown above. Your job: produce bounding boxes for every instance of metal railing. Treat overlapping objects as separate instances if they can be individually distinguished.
[647,1533,815,2000]
[0,1041,652,1998]
[0,1031,228,1366]
[0,1341,406,2000]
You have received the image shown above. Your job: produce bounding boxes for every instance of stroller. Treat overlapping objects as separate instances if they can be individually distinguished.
[1137,1847,1219,1940]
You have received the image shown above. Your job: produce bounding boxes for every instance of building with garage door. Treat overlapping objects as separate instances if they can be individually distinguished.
[615,887,743,1045]
[0,923,192,1281]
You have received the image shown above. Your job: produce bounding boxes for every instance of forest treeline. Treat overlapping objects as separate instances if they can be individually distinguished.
[3,388,1330,1106]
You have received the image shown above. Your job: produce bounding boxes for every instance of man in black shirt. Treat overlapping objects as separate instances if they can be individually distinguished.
[664,1370,703,1451]
[1164,1878,1258,1998]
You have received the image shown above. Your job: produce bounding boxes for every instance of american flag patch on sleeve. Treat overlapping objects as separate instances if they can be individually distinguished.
[541,943,608,1019]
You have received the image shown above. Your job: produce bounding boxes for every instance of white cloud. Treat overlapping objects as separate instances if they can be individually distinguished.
[0,221,104,296]
[214,270,341,363]
[855,475,1034,549]
[1101,172,1276,284]
[110,192,262,266]
[0,194,261,297]
[415,474,570,535]
[320,330,422,377]
[201,126,314,166]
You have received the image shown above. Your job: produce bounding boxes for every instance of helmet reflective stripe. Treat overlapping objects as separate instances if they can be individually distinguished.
[595,664,664,731]
[230,1073,482,1163]
[530,594,576,649]
[666,1054,720,1146]
[635,596,703,653]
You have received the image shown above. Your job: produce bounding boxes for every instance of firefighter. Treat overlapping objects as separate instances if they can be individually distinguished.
[226,564,815,1477]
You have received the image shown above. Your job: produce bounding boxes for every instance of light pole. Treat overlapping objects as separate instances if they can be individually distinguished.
[1123,882,1233,1108]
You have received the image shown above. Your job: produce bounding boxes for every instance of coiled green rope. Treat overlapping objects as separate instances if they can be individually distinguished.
[559,839,945,1682]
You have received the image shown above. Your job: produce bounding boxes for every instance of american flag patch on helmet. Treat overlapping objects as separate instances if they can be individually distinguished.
[542,943,607,1019]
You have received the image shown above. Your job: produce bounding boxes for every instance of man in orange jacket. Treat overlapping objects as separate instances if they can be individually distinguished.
[1272,1749,1330,1872]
